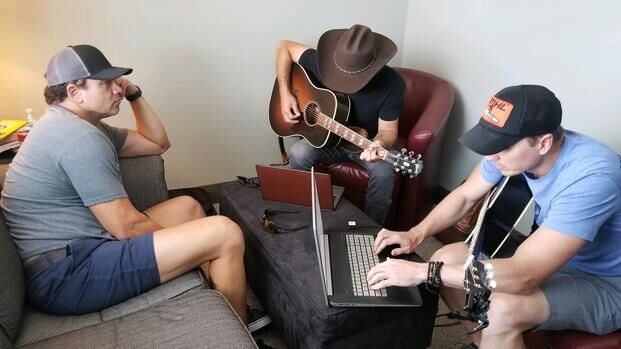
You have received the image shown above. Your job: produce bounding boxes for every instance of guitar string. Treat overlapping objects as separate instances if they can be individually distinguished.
[288,95,378,149]
[285,95,420,164]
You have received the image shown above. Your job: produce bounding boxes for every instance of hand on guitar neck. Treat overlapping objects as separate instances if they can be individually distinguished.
[360,139,386,163]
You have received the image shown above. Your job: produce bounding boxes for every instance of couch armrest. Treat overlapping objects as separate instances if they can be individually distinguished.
[119,155,169,211]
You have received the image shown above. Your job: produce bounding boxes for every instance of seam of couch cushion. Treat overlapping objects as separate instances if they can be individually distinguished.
[14,270,205,347]
[17,289,257,349]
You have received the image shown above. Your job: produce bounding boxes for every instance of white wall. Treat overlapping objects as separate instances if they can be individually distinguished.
[403,1,621,190]
[0,0,408,188]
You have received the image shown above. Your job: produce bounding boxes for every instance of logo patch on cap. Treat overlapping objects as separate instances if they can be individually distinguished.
[481,96,513,128]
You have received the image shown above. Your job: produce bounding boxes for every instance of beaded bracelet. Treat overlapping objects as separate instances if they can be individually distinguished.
[425,261,444,293]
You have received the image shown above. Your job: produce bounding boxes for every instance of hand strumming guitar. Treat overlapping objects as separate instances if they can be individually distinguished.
[279,90,301,124]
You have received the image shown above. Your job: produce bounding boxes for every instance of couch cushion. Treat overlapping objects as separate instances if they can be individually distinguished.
[0,211,25,342]
[15,270,204,346]
[119,155,169,211]
[102,269,205,321]
[18,289,256,349]
[1,329,14,349]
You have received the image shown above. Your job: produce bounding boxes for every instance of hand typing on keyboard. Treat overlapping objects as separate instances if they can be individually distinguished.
[373,228,425,256]
[366,258,427,290]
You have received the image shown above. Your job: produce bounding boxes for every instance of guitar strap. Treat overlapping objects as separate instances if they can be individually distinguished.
[274,137,289,166]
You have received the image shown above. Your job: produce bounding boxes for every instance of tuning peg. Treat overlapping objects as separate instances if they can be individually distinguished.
[416,154,422,160]
[486,271,494,280]
[484,263,493,271]
[408,151,414,157]
[489,280,497,289]
[395,168,400,172]
[401,148,407,154]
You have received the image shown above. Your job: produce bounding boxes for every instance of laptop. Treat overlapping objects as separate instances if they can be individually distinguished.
[310,167,423,307]
[256,164,344,210]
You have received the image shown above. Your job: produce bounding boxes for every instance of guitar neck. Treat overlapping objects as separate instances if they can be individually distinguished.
[316,112,383,154]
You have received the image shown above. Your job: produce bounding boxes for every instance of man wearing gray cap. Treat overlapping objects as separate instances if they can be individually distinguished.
[0,45,252,324]
[367,85,621,348]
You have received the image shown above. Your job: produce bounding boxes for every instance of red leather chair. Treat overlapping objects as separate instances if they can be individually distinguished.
[317,67,454,230]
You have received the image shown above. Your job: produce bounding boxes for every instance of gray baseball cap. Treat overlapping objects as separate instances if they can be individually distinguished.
[45,45,132,86]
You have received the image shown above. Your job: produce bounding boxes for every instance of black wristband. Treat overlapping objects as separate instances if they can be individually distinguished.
[425,261,444,294]
[126,85,142,102]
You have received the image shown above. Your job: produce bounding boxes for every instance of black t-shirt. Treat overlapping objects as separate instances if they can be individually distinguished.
[298,49,405,138]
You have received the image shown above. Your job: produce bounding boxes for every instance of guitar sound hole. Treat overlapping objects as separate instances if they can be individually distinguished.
[304,102,320,126]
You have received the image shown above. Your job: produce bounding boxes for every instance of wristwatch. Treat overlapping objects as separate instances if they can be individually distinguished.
[126,85,142,102]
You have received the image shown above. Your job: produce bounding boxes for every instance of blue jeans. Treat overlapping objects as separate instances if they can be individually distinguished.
[289,139,394,225]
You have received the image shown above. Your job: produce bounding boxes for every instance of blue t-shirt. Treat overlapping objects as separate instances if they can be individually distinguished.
[480,130,621,276]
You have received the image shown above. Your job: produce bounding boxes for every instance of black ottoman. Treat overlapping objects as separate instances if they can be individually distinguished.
[219,181,438,348]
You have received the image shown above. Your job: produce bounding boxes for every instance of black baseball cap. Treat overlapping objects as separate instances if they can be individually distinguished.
[45,45,132,86]
[459,85,562,156]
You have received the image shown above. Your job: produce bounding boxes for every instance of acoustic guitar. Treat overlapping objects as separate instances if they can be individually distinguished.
[269,63,423,178]
[453,175,533,333]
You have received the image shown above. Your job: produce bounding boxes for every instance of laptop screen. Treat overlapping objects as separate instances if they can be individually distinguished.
[311,167,331,305]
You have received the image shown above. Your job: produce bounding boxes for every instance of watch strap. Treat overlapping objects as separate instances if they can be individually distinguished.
[126,85,142,102]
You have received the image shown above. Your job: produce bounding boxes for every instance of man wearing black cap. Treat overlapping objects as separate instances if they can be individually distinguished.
[0,45,253,325]
[367,85,621,348]
[275,24,404,225]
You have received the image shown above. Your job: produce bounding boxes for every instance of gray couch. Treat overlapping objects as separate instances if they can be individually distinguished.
[0,155,257,349]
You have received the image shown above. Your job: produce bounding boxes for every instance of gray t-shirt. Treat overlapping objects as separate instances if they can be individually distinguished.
[1,105,129,258]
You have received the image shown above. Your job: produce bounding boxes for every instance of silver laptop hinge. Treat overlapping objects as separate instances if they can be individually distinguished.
[323,234,333,295]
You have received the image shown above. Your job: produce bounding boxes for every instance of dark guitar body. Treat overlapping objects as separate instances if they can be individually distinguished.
[460,175,534,333]
[269,63,351,148]
[479,175,533,258]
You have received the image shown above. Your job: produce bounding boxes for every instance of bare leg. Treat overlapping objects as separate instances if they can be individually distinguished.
[431,243,482,344]
[431,243,550,348]
[145,197,247,322]
[144,195,206,227]
[479,290,549,349]
[152,216,247,321]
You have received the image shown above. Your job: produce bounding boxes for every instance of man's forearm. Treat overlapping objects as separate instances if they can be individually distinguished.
[129,98,171,149]
[276,41,294,95]
[373,130,397,149]
[413,188,482,239]
[113,212,164,240]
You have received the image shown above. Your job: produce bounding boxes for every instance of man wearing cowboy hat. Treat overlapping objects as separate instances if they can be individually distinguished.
[367,85,621,348]
[275,24,404,225]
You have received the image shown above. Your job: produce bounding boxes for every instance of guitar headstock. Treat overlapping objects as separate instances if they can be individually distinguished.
[463,257,496,333]
[384,148,423,178]
[464,258,496,301]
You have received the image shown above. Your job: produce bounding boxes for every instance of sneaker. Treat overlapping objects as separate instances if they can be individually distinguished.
[247,306,272,333]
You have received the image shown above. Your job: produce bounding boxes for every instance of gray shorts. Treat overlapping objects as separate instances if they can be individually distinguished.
[536,267,621,335]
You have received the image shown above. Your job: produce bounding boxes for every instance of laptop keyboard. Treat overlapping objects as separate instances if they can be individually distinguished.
[346,234,388,297]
